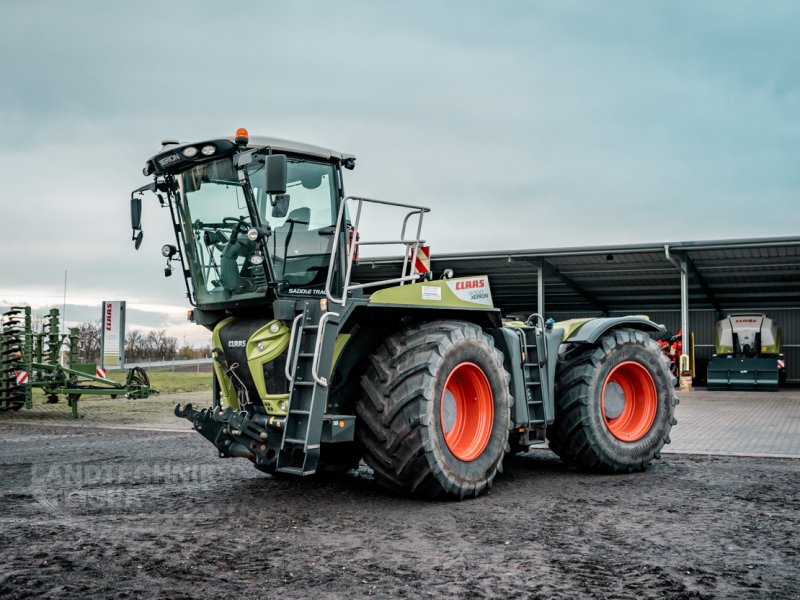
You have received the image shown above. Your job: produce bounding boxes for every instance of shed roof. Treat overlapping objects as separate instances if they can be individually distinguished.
[352,236,800,315]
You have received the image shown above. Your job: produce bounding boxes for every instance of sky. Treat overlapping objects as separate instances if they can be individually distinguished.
[0,0,798,345]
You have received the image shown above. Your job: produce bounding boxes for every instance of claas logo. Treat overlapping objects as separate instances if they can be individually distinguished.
[454,279,485,290]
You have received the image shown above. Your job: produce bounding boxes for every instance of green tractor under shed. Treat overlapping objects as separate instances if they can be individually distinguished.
[707,314,784,391]
[129,128,678,499]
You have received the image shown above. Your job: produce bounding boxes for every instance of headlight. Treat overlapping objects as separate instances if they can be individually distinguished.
[201,145,216,156]
[246,227,259,241]
[182,147,198,158]
[249,254,264,265]
[161,244,177,258]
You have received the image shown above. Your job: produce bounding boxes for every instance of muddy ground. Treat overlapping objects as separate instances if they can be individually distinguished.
[0,425,797,599]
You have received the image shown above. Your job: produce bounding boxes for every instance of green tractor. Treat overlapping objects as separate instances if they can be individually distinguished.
[130,128,677,499]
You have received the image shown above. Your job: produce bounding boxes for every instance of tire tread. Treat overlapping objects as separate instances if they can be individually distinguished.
[357,320,510,498]
[548,328,677,473]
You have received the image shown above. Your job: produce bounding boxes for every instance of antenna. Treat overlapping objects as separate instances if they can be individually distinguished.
[62,270,67,336]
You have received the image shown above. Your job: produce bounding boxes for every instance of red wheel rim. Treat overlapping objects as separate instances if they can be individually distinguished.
[440,362,494,461]
[601,361,657,442]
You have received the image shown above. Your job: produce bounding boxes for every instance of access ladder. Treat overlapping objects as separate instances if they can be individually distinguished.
[521,322,550,444]
[276,301,340,475]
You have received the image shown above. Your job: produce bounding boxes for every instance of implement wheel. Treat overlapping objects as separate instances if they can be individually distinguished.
[357,320,511,499]
[125,367,150,399]
[2,388,26,411]
[548,328,678,473]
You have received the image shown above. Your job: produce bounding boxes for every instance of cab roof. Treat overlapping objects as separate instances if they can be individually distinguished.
[148,134,355,177]
[227,134,355,163]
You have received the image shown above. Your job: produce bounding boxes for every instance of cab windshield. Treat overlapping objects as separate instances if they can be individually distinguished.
[176,156,338,307]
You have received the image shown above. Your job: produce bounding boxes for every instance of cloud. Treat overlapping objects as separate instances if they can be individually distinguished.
[1,0,798,340]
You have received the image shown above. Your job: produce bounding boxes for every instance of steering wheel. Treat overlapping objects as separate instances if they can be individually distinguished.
[222,216,251,234]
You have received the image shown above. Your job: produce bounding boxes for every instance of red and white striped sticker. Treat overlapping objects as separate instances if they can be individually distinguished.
[777,359,785,370]
[96,367,107,379]
[15,371,28,385]
[411,245,430,274]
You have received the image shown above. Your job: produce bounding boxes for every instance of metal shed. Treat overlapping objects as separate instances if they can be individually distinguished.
[353,236,800,383]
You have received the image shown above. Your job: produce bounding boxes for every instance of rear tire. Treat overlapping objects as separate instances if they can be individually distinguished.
[548,328,677,473]
[357,320,511,499]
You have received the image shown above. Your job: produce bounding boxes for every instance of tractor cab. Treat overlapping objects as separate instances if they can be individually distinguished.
[131,129,356,313]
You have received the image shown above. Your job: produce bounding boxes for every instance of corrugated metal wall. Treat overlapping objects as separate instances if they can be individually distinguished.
[548,308,800,382]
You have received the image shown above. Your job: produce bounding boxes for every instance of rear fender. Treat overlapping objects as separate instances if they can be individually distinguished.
[562,317,666,344]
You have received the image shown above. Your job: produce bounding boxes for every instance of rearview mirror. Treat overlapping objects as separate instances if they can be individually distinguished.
[271,194,290,218]
[131,197,142,230]
[265,154,287,194]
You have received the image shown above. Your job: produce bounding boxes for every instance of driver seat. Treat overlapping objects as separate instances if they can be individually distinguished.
[278,207,311,231]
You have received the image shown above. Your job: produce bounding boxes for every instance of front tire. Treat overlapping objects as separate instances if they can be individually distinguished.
[548,328,678,473]
[357,320,511,499]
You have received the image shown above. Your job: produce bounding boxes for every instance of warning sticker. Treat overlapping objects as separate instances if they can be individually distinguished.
[421,286,442,301]
[446,276,493,306]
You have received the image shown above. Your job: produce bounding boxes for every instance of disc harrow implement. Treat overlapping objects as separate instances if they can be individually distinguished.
[0,308,27,411]
[0,306,156,418]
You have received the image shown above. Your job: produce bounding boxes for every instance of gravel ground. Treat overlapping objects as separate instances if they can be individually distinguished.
[0,424,798,599]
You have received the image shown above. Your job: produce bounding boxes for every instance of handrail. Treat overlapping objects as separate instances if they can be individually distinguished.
[311,311,339,386]
[355,239,427,246]
[526,313,548,366]
[325,195,431,306]
[284,313,304,382]
[339,277,421,292]
[346,196,432,211]
[400,207,426,286]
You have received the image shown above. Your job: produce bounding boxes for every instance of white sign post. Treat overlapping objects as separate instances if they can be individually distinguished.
[100,301,126,368]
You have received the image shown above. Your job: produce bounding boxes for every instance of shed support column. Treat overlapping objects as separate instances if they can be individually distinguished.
[680,258,691,385]
[537,261,544,317]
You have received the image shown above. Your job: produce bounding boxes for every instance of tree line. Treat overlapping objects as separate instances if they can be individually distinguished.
[73,321,210,363]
